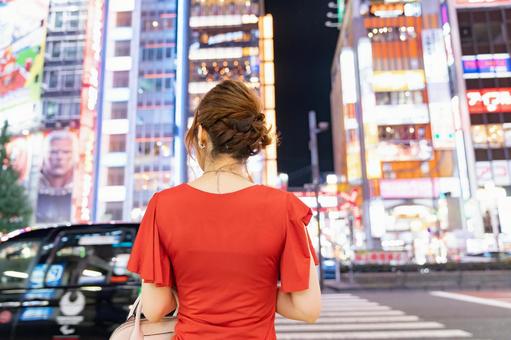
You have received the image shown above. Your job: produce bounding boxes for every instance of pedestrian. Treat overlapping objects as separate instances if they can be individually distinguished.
[127,79,321,339]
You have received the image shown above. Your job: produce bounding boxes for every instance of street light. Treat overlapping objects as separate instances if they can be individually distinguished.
[308,110,329,291]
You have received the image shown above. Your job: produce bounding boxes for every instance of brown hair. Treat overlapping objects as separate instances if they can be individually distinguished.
[185,80,277,161]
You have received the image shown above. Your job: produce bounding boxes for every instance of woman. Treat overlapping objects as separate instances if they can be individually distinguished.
[127,80,321,339]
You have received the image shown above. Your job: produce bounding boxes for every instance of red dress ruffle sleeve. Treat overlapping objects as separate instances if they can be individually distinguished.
[127,192,174,287]
[279,192,319,292]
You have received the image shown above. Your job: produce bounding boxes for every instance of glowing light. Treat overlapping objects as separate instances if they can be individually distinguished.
[82,269,103,277]
[4,271,29,279]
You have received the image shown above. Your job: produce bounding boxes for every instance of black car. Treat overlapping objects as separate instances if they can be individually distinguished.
[0,223,142,340]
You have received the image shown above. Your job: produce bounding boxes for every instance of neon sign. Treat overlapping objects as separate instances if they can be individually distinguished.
[467,88,511,114]
[463,54,511,78]
[73,0,103,222]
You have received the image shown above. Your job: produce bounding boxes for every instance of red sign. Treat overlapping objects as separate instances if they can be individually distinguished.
[467,88,511,114]
[353,251,409,265]
[72,0,104,222]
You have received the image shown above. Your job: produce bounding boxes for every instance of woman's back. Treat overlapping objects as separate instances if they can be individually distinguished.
[127,183,318,339]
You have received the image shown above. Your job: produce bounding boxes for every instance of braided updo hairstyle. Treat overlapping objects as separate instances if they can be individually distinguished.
[185,80,277,161]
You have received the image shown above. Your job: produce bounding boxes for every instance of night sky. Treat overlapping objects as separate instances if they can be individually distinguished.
[265,0,339,187]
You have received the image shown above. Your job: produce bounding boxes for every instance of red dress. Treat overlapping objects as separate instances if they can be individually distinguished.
[127,183,319,340]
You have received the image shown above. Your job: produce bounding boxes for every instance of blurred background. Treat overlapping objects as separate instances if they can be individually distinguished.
[1,0,511,339]
[2,0,511,265]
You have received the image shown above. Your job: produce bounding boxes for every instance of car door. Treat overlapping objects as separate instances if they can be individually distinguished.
[13,226,141,340]
[0,237,44,340]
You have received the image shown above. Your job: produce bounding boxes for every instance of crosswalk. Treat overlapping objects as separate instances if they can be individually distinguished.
[275,293,474,339]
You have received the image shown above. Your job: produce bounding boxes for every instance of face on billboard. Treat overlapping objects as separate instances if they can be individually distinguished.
[36,130,77,223]
[40,130,78,191]
[45,137,74,176]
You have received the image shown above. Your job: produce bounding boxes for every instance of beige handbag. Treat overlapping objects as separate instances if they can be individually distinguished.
[109,291,178,340]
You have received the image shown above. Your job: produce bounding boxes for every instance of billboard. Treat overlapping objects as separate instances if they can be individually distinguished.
[462,54,511,78]
[36,129,79,223]
[6,135,33,186]
[467,88,511,114]
[0,0,49,133]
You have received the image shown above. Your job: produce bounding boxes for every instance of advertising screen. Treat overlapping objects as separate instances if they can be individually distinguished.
[0,0,49,133]
[462,54,511,78]
[36,129,79,223]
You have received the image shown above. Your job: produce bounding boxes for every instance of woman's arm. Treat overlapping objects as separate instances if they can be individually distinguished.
[141,281,177,322]
[276,225,321,323]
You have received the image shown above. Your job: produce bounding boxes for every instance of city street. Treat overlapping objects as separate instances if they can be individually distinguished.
[276,291,511,340]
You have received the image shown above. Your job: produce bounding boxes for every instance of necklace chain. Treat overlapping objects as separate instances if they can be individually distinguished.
[202,163,252,193]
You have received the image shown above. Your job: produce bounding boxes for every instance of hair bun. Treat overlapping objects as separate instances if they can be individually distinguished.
[185,80,280,161]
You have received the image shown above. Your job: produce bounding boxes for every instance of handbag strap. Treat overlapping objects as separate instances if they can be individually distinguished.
[129,289,179,340]
[128,289,179,320]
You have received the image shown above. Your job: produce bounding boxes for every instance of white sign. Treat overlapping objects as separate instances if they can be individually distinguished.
[422,28,455,149]
[475,161,511,186]
[340,48,357,104]
[371,104,429,125]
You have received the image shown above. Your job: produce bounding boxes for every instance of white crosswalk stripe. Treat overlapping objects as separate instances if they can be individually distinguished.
[275,293,473,339]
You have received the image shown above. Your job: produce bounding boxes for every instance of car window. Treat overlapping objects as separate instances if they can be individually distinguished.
[0,239,41,289]
[45,228,139,287]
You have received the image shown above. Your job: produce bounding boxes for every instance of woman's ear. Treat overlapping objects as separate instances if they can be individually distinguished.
[197,124,207,146]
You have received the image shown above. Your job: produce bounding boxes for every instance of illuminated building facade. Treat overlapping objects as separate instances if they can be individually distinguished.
[40,0,104,224]
[95,0,179,222]
[331,0,475,262]
[187,0,277,186]
[2,0,277,225]
[453,0,511,250]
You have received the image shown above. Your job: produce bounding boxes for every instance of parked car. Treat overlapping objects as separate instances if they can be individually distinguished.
[322,258,337,280]
[0,223,141,340]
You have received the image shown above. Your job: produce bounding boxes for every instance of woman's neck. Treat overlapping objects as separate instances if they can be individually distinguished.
[203,157,245,173]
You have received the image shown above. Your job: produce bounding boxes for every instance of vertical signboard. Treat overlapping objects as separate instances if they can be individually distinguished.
[422,28,455,149]
[72,0,104,222]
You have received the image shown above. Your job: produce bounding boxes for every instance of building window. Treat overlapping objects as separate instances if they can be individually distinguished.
[62,73,78,89]
[45,101,59,118]
[54,12,63,29]
[109,134,127,152]
[111,101,128,119]
[107,167,125,186]
[104,202,123,221]
[114,40,131,57]
[69,10,80,29]
[375,90,424,105]
[112,71,130,88]
[63,43,82,60]
[138,141,152,155]
[48,71,58,88]
[51,42,61,58]
[116,11,132,27]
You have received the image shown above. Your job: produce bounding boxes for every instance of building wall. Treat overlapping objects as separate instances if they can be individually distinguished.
[333,0,469,260]
[187,0,276,185]
[96,0,179,222]
[455,2,511,238]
